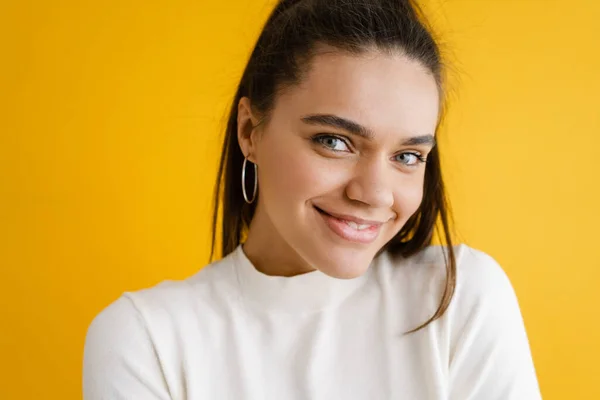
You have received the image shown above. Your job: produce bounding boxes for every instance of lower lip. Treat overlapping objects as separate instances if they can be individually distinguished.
[316,207,381,244]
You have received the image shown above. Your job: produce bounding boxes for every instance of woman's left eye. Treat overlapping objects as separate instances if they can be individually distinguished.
[394,152,426,166]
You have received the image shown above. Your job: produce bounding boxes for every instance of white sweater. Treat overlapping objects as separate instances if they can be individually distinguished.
[83,244,542,399]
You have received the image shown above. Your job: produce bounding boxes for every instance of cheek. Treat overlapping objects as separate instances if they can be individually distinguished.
[393,175,425,220]
[257,138,332,209]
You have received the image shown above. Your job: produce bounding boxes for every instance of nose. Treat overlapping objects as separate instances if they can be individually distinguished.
[345,155,395,209]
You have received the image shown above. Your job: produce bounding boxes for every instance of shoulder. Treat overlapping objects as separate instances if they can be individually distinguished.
[401,244,527,340]
[125,253,239,318]
[85,251,240,351]
[401,243,515,303]
[84,252,241,396]
[377,243,511,290]
[444,244,518,314]
[373,244,519,322]
[411,247,541,398]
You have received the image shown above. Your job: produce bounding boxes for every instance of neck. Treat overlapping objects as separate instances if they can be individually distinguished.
[242,205,316,277]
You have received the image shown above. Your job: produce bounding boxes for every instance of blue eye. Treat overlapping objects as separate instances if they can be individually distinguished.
[395,152,426,166]
[314,135,351,152]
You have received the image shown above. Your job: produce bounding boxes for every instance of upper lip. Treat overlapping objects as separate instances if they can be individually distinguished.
[315,206,388,226]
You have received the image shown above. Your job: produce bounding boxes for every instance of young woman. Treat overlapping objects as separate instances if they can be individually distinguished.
[84,0,542,398]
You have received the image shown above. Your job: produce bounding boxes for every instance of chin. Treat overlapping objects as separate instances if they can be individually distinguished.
[323,265,368,279]
[310,245,376,279]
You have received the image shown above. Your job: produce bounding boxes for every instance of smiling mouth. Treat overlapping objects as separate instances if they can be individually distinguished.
[314,205,383,244]
[314,206,376,229]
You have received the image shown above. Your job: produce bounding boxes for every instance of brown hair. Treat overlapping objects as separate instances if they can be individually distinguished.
[211,0,456,332]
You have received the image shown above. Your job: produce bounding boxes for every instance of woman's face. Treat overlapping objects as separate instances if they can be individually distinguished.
[238,48,440,278]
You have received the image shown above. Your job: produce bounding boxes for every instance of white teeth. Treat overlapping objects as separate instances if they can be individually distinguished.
[345,221,370,230]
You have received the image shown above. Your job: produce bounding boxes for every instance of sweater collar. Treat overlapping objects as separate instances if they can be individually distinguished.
[231,244,371,313]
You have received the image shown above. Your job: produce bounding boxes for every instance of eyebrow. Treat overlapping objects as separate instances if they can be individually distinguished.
[300,113,436,147]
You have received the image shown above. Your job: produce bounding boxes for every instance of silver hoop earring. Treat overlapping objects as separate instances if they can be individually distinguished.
[242,156,258,204]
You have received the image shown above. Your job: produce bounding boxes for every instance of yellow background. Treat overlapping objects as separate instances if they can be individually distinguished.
[1,0,599,398]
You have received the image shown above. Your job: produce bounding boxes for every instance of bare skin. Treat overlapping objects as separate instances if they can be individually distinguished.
[237,46,440,279]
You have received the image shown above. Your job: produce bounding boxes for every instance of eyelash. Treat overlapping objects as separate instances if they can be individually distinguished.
[311,134,427,167]
[312,134,352,152]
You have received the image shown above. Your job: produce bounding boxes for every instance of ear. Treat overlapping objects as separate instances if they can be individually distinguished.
[237,96,261,163]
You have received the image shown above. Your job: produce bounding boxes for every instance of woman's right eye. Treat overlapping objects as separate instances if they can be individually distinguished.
[313,135,351,152]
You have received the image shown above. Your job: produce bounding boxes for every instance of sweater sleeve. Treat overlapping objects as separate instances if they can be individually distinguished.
[448,249,542,399]
[83,294,172,400]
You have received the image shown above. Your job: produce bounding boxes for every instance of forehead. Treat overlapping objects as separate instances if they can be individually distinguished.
[275,48,440,139]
